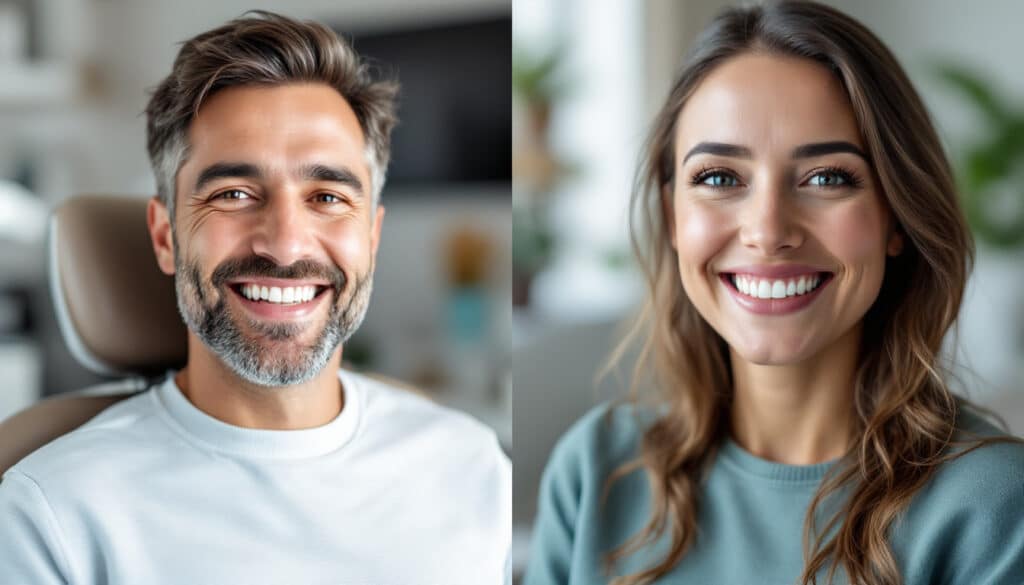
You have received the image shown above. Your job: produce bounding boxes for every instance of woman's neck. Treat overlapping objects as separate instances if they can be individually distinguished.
[728,323,861,465]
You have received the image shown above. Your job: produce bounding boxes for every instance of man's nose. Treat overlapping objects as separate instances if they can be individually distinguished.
[250,196,316,266]
[737,180,804,255]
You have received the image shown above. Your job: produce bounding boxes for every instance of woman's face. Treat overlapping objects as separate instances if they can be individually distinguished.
[669,52,903,366]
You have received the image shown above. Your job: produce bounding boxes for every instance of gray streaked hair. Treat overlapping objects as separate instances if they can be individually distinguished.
[145,10,398,225]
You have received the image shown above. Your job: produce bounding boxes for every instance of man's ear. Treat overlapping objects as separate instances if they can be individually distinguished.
[147,197,176,275]
[662,185,677,250]
[369,205,385,261]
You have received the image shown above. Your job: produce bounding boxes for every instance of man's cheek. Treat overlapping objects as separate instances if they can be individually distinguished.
[328,229,371,271]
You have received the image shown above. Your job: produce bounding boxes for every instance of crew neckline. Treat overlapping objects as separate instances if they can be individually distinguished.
[153,368,363,460]
[719,436,839,484]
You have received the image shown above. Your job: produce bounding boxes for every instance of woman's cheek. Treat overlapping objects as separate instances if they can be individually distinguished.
[675,204,732,269]
[825,200,888,271]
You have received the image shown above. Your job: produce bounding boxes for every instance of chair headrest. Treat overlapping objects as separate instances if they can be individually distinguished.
[48,195,187,376]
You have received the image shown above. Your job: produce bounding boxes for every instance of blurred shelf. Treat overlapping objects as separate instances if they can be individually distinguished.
[0,61,79,106]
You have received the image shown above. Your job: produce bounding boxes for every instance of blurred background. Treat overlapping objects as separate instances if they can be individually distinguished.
[511,0,1024,578]
[0,0,510,448]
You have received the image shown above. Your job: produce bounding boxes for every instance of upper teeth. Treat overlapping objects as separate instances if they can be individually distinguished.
[240,284,318,303]
[731,274,823,299]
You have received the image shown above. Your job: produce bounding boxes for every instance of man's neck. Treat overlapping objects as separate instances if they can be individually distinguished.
[175,337,344,430]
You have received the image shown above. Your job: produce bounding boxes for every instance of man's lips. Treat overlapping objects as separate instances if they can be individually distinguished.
[226,277,331,288]
[221,277,335,321]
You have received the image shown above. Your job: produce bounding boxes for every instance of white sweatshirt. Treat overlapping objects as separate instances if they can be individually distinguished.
[0,369,510,585]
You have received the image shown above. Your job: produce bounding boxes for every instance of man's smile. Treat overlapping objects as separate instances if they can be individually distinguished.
[225,278,334,321]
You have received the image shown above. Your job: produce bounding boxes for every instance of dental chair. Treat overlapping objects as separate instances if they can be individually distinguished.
[0,195,187,476]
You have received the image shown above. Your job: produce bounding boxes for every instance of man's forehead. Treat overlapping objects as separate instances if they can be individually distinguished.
[184,83,369,177]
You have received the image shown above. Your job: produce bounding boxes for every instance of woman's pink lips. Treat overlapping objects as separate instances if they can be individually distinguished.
[227,285,330,320]
[720,272,832,315]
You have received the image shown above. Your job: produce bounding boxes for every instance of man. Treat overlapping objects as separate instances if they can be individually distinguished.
[0,12,510,584]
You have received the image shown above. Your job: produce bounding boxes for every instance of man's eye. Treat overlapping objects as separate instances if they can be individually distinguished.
[211,189,251,201]
[314,193,345,204]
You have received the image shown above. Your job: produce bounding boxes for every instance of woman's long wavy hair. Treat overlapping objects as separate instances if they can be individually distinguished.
[605,2,1015,584]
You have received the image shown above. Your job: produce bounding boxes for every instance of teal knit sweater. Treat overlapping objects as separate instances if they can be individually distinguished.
[524,403,1024,584]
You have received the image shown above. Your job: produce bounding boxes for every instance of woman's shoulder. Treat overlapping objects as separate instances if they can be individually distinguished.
[903,404,1024,520]
[894,405,1024,582]
[933,405,1024,487]
[945,404,1024,476]
[545,401,659,482]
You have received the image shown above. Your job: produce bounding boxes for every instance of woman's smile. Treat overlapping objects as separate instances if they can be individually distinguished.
[717,268,835,315]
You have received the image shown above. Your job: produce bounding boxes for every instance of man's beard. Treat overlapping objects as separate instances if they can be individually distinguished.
[174,253,373,387]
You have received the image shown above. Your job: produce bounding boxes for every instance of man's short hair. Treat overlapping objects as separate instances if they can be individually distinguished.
[145,10,398,225]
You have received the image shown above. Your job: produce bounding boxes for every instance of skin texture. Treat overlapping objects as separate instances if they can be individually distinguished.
[147,83,384,430]
[668,53,903,464]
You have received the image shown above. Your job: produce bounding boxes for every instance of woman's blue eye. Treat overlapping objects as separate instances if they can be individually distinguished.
[698,172,739,188]
[808,170,850,187]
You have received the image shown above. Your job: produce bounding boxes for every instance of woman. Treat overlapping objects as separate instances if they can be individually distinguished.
[523,2,1024,584]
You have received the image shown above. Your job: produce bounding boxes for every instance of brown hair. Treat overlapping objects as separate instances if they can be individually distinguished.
[145,10,398,225]
[606,2,1017,584]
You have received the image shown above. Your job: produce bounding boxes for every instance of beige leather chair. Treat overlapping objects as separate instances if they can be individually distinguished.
[0,195,186,475]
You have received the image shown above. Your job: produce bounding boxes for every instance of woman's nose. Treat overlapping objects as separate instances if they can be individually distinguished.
[738,181,804,254]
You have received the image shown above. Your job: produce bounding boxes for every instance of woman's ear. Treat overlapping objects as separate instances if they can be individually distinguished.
[886,224,904,257]
[662,185,677,250]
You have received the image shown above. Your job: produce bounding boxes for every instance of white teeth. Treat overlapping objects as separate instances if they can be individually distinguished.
[771,280,787,299]
[238,284,320,304]
[732,273,825,300]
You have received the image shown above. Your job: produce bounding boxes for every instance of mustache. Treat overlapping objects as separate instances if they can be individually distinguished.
[209,256,347,292]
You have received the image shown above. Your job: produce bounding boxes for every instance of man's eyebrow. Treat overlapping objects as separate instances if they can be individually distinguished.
[299,164,364,196]
[192,162,365,196]
[193,162,262,194]
[791,141,868,161]
[681,142,753,164]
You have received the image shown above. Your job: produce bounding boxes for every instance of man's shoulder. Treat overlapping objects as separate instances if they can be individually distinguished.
[7,387,162,485]
[344,369,505,455]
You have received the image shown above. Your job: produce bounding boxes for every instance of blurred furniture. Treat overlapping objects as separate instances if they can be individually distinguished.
[0,195,183,475]
[512,317,633,524]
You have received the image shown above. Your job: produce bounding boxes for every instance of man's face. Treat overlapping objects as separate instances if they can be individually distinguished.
[149,83,383,387]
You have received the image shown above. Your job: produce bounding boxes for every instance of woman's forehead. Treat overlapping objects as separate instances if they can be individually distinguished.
[675,52,864,157]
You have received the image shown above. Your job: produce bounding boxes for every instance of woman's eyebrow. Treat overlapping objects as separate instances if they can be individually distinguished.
[681,140,869,165]
[791,141,868,161]
[682,142,752,163]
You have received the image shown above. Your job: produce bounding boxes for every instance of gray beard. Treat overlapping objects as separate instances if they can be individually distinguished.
[174,254,373,388]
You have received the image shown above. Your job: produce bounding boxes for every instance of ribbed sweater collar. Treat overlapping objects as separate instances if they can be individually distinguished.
[152,369,363,460]
[719,437,838,484]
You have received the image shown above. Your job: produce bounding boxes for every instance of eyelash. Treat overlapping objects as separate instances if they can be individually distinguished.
[209,190,348,204]
[689,165,863,190]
